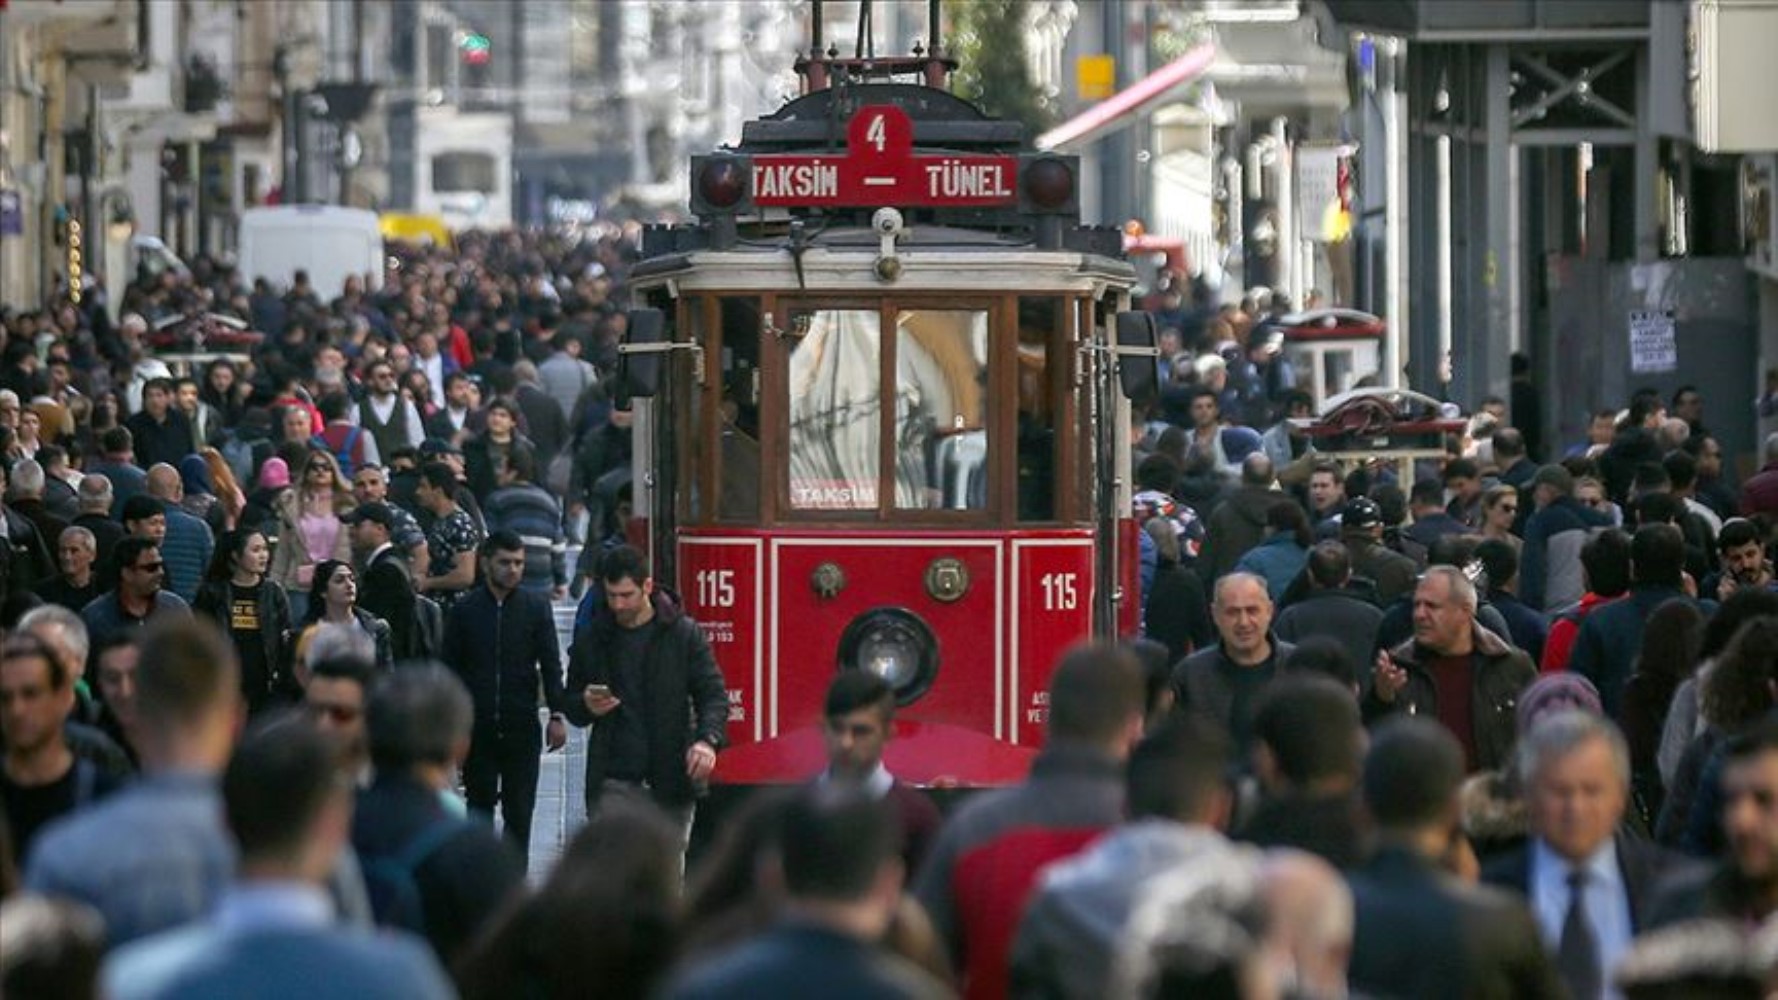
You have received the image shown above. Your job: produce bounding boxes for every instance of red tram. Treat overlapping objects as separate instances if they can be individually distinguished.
[617,13,1155,789]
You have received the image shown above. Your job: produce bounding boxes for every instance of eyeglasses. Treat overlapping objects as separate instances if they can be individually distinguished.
[306,701,362,724]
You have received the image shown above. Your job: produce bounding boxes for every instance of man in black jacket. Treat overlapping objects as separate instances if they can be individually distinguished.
[1272,541,1382,673]
[346,502,419,660]
[123,378,195,470]
[564,545,726,848]
[1171,572,1296,753]
[1348,718,1564,1000]
[442,531,567,865]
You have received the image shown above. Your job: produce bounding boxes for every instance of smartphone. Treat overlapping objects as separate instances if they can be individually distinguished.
[587,684,613,698]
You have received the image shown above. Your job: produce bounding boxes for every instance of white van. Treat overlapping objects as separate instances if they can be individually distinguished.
[237,205,384,300]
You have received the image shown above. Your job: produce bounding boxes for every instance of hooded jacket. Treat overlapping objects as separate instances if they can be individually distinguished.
[1521,496,1612,612]
[564,588,727,808]
[1362,624,1536,772]
[1199,485,1291,583]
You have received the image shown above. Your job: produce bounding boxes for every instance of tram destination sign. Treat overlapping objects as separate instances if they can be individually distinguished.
[748,105,1019,209]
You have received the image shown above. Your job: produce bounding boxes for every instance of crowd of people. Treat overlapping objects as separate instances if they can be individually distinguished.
[2,236,1778,999]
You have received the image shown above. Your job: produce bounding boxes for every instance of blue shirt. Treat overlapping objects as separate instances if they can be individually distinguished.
[1530,837,1633,1000]
[25,771,234,948]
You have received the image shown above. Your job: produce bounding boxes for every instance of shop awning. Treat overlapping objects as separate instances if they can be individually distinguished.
[1036,43,1217,152]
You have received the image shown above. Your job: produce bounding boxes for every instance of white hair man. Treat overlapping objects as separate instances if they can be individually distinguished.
[1367,565,1537,772]
[1479,711,1689,1000]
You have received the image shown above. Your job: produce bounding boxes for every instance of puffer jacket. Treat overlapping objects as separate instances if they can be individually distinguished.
[1362,624,1537,772]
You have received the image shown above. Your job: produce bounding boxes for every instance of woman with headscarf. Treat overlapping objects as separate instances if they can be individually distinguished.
[242,456,290,537]
[1460,673,1606,861]
[179,454,226,536]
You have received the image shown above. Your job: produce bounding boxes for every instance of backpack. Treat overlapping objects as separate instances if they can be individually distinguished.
[313,426,363,477]
[410,593,444,659]
[362,817,466,934]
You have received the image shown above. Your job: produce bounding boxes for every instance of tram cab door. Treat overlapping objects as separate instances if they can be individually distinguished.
[619,304,699,586]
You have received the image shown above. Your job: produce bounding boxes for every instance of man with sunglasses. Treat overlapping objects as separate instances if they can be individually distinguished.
[350,359,427,472]
[79,537,191,651]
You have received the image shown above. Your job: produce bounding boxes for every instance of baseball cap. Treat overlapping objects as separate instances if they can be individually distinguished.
[1531,464,1575,495]
[1341,497,1383,530]
[341,501,395,528]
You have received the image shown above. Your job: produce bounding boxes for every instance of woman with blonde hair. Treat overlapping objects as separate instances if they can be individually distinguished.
[268,448,354,620]
[1478,484,1522,554]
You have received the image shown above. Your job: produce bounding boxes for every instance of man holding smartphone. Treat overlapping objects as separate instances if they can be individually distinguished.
[564,545,728,851]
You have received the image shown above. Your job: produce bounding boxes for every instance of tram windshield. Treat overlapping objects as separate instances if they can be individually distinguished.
[786,307,990,512]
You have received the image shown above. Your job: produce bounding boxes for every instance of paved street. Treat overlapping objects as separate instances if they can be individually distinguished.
[522,599,592,881]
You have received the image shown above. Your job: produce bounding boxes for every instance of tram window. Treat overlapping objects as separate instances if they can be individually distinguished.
[718,297,761,521]
[1017,298,1062,521]
[787,309,882,511]
[894,310,989,511]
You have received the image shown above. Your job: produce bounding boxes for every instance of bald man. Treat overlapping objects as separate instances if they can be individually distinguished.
[1170,572,1298,751]
[143,464,214,602]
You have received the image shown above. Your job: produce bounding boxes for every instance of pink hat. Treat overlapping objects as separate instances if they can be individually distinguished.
[258,457,290,490]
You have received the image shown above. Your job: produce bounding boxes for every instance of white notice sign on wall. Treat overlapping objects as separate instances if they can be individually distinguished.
[1629,310,1677,374]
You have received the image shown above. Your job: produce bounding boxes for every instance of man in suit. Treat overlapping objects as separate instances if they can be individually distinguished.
[1482,710,1688,999]
[345,502,419,660]
[104,714,452,1000]
[1348,718,1565,1000]
[664,787,948,1000]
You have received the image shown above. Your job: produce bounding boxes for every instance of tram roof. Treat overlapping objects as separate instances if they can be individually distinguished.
[629,226,1135,295]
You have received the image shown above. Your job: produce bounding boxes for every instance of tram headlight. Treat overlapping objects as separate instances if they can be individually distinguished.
[1023,157,1075,210]
[837,608,938,707]
[696,158,748,210]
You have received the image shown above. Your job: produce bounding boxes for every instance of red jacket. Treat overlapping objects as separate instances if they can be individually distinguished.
[1740,461,1778,518]
[911,746,1123,1000]
[1541,592,1622,673]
